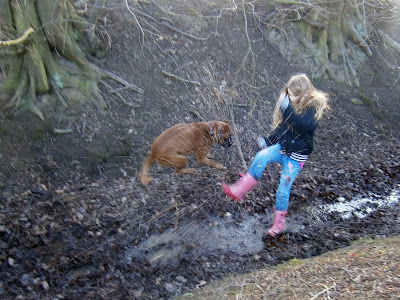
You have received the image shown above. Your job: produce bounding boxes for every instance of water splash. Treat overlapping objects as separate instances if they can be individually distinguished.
[125,213,266,267]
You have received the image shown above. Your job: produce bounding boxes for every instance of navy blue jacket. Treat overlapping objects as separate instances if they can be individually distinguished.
[266,104,317,155]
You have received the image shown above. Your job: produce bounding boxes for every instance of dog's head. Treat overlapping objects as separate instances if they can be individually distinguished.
[209,121,233,148]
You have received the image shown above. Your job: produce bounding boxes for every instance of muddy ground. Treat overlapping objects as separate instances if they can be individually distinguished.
[1,1,400,299]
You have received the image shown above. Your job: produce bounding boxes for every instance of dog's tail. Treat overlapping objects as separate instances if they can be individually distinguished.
[139,154,154,185]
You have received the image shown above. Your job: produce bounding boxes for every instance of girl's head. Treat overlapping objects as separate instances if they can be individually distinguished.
[272,74,330,129]
[285,74,313,107]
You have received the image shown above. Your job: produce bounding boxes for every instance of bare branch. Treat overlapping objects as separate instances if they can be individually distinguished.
[0,27,34,46]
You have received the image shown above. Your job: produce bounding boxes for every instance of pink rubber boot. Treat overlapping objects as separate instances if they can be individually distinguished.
[222,172,258,202]
[266,209,288,236]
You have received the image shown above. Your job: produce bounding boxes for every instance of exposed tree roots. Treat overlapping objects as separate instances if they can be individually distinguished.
[259,0,398,86]
[0,0,143,121]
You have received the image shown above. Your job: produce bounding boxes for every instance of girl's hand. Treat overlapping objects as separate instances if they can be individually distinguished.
[280,94,290,112]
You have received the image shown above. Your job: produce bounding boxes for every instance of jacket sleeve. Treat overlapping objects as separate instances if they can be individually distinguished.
[266,130,278,146]
[282,104,317,132]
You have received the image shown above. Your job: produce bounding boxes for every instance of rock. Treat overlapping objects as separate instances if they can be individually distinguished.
[164,283,177,294]
[42,281,49,290]
[20,274,34,286]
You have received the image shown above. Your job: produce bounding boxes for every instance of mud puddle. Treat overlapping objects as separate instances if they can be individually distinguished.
[126,186,400,268]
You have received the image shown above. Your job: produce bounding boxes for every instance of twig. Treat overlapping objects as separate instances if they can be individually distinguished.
[100,79,141,108]
[309,283,336,300]
[146,202,186,225]
[100,69,144,94]
[227,94,247,170]
[125,0,145,46]
[162,71,201,86]
[53,128,74,134]
[0,28,34,46]
[159,22,213,41]
[272,0,303,4]
[235,0,255,83]
[149,0,216,41]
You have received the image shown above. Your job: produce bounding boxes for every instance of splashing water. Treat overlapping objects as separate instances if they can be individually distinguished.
[125,186,400,268]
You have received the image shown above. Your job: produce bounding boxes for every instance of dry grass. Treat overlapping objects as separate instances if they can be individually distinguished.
[176,236,400,300]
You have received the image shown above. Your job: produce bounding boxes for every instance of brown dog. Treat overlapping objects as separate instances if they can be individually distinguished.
[140,121,233,185]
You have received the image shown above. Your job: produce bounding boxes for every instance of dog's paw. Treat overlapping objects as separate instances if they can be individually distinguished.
[215,164,227,170]
[140,175,153,185]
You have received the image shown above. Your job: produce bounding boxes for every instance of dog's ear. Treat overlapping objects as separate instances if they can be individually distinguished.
[208,121,218,139]
[220,121,231,134]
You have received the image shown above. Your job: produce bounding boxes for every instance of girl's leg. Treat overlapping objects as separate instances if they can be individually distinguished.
[248,144,282,180]
[266,158,303,236]
[275,157,303,211]
[222,143,283,202]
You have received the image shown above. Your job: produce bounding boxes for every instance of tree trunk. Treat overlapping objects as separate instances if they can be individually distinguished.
[0,0,143,120]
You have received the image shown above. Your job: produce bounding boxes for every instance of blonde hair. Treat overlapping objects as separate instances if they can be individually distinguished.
[272,74,330,129]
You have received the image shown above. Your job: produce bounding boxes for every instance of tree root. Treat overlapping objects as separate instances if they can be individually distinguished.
[1,0,144,122]
[4,59,144,119]
[342,19,372,57]
[298,24,334,81]
[99,68,144,108]
[378,30,400,55]
[260,0,379,86]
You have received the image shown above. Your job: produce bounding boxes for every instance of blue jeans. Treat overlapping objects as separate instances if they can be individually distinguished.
[248,144,304,211]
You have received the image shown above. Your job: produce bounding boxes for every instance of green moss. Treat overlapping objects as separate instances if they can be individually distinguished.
[359,95,375,107]
[356,93,384,119]
[0,128,7,135]
[350,98,364,105]
[287,258,305,266]
[32,127,44,140]
[351,238,375,245]
[371,109,384,120]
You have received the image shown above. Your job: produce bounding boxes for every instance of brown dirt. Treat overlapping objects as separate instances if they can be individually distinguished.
[0,1,400,299]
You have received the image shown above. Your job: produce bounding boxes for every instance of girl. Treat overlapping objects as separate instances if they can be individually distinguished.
[222,74,330,237]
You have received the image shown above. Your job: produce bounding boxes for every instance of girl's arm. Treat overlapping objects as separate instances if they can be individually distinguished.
[266,130,278,146]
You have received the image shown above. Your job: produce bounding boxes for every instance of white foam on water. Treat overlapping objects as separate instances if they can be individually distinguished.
[320,185,400,219]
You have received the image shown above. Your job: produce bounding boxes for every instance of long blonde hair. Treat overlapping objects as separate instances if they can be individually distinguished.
[271,74,330,129]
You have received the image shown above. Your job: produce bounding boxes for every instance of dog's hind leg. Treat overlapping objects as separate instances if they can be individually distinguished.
[159,154,196,174]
